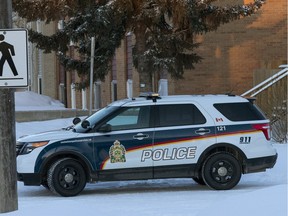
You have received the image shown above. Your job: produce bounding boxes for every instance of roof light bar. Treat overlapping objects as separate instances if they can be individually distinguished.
[139,92,161,102]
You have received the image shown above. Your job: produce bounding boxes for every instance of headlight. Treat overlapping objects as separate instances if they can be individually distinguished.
[20,141,49,155]
[16,142,25,156]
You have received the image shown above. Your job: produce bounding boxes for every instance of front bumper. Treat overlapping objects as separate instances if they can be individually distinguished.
[17,173,42,186]
[243,153,278,174]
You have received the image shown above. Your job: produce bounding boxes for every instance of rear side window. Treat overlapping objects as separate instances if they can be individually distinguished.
[156,104,206,127]
[214,102,266,121]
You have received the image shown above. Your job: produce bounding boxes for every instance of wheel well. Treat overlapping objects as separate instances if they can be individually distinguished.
[40,153,92,183]
[195,143,247,177]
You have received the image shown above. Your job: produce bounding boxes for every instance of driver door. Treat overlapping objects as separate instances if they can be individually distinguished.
[92,105,154,180]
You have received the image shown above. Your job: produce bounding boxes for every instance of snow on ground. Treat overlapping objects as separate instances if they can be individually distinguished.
[6,91,288,216]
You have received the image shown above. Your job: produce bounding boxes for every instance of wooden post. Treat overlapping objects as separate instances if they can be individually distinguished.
[0,0,19,213]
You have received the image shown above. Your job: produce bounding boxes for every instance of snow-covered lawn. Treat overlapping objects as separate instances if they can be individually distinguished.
[9,118,287,216]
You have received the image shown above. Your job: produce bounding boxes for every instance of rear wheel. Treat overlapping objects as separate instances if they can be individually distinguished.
[47,158,87,196]
[202,152,241,190]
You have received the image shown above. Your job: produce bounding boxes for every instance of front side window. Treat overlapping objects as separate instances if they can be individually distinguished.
[156,104,206,127]
[104,106,151,131]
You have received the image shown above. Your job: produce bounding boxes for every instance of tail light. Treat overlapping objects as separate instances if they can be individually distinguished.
[253,123,271,140]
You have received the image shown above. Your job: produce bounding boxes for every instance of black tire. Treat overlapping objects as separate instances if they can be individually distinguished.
[202,152,241,190]
[47,158,87,197]
[192,176,206,185]
[41,181,49,190]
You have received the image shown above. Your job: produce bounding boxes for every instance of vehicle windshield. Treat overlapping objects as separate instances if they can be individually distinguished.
[73,105,118,133]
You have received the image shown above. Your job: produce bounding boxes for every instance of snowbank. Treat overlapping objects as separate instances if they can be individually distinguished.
[15,91,65,111]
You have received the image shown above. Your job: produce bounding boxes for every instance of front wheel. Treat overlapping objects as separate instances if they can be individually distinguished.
[47,158,87,197]
[192,176,206,185]
[202,152,241,190]
[41,181,49,190]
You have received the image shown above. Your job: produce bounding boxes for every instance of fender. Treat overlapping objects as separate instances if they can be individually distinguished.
[35,147,96,178]
[195,142,247,175]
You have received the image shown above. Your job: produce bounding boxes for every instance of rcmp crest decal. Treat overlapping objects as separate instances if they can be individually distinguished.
[109,140,126,163]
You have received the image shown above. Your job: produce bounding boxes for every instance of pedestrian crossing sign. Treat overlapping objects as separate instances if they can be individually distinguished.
[0,29,28,87]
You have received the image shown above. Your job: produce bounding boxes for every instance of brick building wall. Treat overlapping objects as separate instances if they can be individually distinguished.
[26,21,58,100]
[171,0,287,96]
[41,23,58,99]
[115,40,127,100]
[101,34,140,102]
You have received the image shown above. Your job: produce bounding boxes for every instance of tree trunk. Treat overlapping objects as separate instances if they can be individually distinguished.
[134,24,153,93]
[0,0,19,213]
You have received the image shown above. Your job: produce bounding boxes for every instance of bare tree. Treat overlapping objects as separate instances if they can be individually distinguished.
[257,79,287,143]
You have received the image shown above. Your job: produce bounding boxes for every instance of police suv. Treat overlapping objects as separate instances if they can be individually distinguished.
[16,94,277,196]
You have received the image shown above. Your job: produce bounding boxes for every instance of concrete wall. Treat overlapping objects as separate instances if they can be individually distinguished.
[15,110,89,122]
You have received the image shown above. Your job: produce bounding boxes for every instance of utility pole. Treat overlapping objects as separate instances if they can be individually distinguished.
[0,0,18,213]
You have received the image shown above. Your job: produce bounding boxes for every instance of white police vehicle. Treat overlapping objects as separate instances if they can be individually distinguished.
[16,94,277,196]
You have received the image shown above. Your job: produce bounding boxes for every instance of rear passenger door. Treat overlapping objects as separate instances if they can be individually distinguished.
[150,103,216,178]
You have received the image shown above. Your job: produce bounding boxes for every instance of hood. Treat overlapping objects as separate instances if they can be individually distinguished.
[17,129,79,143]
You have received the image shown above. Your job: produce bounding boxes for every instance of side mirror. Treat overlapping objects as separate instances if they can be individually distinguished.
[72,117,81,125]
[98,124,111,133]
[81,120,91,129]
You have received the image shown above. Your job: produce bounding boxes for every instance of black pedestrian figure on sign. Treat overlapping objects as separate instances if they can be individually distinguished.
[0,34,18,76]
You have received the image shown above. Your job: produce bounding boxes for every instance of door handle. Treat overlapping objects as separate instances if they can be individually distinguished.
[195,128,210,136]
[133,133,149,140]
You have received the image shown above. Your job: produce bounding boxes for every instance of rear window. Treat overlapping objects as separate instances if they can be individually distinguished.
[213,102,266,121]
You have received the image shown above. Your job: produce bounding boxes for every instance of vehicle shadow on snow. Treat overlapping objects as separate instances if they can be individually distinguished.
[18,179,209,197]
[82,179,213,196]
[17,185,55,198]
[81,183,277,198]
[82,182,274,196]
[18,179,275,197]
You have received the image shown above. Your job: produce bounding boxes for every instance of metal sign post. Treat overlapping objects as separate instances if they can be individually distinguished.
[89,37,95,115]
